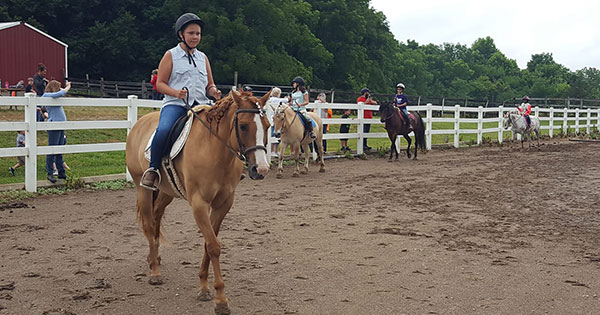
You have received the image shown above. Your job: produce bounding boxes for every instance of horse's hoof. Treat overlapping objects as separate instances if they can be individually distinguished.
[292,172,299,177]
[148,276,164,285]
[197,289,212,301]
[276,173,283,179]
[319,168,326,173]
[215,303,231,315]
[387,159,393,163]
[300,170,308,175]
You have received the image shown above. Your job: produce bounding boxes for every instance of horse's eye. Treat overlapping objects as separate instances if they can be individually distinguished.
[240,124,249,132]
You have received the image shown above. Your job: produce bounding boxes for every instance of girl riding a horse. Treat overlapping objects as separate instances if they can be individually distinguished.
[519,96,532,129]
[288,76,316,139]
[394,83,413,130]
[141,13,222,190]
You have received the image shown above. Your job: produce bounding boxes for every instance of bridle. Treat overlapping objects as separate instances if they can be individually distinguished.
[380,104,397,122]
[183,88,267,164]
[275,104,298,135]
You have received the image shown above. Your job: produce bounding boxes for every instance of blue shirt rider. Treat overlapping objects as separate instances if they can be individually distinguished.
[140,13,222,191]
[393,83,413,130]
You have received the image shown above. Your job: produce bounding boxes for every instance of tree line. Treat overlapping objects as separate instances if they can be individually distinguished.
[2,0,599,102]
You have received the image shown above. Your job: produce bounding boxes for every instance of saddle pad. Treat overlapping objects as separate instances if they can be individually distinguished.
[144,105,210,161]
[296,112,317,128]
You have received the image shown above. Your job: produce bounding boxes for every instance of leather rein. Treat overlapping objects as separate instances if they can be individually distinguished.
[183,87,267,164]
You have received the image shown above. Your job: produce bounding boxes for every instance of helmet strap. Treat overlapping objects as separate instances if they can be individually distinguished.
[179,32,197,68]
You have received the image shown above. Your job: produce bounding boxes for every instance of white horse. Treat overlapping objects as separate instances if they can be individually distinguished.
[503,112,540,149]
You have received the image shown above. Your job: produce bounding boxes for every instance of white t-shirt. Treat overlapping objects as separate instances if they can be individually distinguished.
[314,99,329,119]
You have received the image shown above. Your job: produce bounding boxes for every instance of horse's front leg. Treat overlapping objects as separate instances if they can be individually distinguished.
[300,143,310,174]
[292,144,301,177]
[388,138,395,162]
[276,142,285,179]
[191,195,230,315]
[404,135,412,159]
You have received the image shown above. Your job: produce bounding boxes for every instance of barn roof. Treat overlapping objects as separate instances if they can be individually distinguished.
[0,21,68,47]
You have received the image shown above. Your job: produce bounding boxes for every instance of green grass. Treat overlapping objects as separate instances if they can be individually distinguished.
[1,106,598,186]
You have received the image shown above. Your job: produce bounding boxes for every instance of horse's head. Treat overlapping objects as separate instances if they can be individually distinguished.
[503,112,513,129]
[379,102,394,123]
[272,103,290,138]
[231,89,272,180]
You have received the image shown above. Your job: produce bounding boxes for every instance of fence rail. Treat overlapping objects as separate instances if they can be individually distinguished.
[1,95,599,192]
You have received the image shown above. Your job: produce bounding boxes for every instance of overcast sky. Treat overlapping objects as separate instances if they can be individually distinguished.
[370,0,600,71]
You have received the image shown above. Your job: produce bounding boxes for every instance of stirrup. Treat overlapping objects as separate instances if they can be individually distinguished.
[140,168,161,191]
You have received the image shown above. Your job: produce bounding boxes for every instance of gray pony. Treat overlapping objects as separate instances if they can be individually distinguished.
[503,112,540,149]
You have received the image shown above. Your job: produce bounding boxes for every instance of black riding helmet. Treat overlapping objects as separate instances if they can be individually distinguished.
[291,76,305,86]
[175,13,205,67]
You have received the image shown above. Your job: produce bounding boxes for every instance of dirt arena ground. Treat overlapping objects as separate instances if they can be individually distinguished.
[1,139,599,315]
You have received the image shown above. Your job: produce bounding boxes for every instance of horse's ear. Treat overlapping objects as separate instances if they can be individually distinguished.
[259,89,272,107]
[231,90,242,104]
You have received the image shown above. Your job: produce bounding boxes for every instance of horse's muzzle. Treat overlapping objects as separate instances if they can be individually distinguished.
[249,164,268,180]
[274,132,281,138]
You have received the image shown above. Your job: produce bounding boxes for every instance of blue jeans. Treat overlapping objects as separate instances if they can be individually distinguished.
[363,124,371,148]
[150,105,188,169]
[46,130,65,175]
[399,106,410,124]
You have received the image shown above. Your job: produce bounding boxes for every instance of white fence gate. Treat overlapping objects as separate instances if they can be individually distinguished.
[1,95,599,192]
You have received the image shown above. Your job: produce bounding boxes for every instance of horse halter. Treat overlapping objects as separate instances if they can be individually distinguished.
[380,104,396,122]
[183,88,266,164]
[233,103,268,161]
[275,105,296,135]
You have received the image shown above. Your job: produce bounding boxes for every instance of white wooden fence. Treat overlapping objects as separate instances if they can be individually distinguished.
[1,95,599,192]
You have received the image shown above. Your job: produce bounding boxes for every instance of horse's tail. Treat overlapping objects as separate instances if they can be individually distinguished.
[416,112,426,151]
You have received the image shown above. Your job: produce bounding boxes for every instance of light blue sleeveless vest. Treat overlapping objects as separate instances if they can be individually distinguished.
[163,44,210,107]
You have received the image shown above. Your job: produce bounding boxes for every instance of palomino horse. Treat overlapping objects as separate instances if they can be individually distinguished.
[504,112,540,149]
[272,104,325,177]
[126,90,271,315]
[378,102,426,161]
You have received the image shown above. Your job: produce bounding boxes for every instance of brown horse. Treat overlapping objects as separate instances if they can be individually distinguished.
[379,102,426,161]
[272,103,325,177]
[125,90,271,315]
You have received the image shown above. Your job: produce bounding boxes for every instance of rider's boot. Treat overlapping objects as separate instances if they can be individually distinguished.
[140,167,160,191]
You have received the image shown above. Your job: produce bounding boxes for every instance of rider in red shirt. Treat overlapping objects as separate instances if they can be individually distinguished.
[519,96,532,128]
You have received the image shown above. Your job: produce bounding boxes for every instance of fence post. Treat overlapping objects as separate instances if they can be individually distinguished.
[115,83,120,98]
[100,77,105,98]
[126,95,139,182]
[141,80,147,99]
[563,107,568,134]
[575,108,580,134]
[587,108,591,134]
[24,94,37,192]
[357,102,364,154]
[477,106,483,145]
[86,73,90,96]
[498,106,504,143]
[426,103,432,150]
[454,104,460,148]
[549,107,554,138]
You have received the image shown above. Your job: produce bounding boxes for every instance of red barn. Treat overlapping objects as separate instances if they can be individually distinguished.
[0,21,68,87]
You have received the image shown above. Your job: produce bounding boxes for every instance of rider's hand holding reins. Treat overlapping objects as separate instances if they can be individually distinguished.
[176,89,187,100]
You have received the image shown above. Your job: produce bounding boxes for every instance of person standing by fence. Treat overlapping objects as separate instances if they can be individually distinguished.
[357,88,377,151]
[43,80,71,183]
[267,87,287,156]
[33,63,49,122]
[339,108,351,152]
[140,13,222,190]
[9,131,26,176]
[150,69,161,100]
[315,92,331,153]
